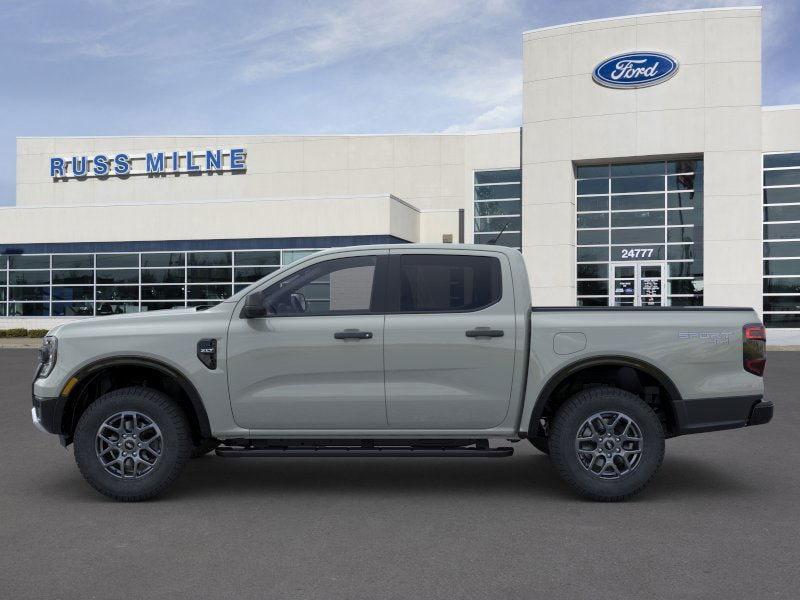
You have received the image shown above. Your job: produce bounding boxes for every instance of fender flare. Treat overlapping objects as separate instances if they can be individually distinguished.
[527,355,685,435]
[63,355,212,440]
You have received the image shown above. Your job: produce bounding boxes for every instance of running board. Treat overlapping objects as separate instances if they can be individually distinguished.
[215,445,513,458]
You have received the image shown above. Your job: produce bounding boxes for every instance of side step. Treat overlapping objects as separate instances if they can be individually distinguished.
[216,445,513,458]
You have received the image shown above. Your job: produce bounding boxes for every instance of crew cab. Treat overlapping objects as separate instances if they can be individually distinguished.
[31,244,773,501]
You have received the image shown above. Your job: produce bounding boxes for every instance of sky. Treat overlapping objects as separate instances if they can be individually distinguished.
[1,0,799,206]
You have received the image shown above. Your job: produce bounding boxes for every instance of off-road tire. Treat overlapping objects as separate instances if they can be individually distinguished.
[549,386,665,502]
[73,387,192,502]
[191,438,220,458]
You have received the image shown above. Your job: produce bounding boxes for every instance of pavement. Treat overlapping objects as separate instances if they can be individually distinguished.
[1,348,798,600]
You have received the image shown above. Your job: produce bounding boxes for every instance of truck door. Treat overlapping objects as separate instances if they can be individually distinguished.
[383,250,517,429]
[227,251,388,430]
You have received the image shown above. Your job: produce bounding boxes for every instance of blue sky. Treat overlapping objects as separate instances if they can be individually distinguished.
[2,0,798,206]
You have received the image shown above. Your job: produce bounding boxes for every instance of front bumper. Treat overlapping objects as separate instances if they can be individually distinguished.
[31,395,67,436]
[675,395,773,435]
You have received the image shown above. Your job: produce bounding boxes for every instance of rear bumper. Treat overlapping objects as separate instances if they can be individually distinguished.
[674,395,773,435]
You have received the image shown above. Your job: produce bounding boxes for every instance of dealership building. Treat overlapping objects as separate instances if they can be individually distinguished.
[5,6,800,341]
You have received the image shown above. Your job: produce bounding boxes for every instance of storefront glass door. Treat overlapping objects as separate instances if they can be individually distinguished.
[610,262,666,307]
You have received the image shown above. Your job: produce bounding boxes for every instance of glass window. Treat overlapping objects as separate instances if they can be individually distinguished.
[668,279,703,295]
[611,162,664,177]
[764,314,800,328]
[52,254,93,269]
[764,296,800,312]
[577,264,608,279]
[395,254,501,313]
[577,197,608,212]
[142,268,184,284]
[577,213,608,228]
[764,153,800,168]
[282,250,319,264]
[667,244,694,261]
[187,284,232,300]
[96,286,138,301]
[52,270,93,284]
[234,251,280,266]
[0,271,5,285]
[234,266,278,283]
[667,191,702,209]
[52,286,93,301]
[9,255,48,269]
[667,227,694,243]
[764,170,800,187]
[576,165,609,178]
[261,255,378,316]
[667,174,699,191]
[577,297,608,307]
[610,228,664,245]
[577,230,608,245]
[577,179,608,195]
[188,251,232,266]
[474,184,521,200]
[611,194,664,211]
[9,271,49,285]
[141,253,185,268]
[763,278,800,294]
[764,241,800,258]
[474,169,520,184]
[764,259,800,275]
[577,247,609,262]
[763,188,800,204]
[10,287,49,301]
[474,200,521,217]
[52,302,94,316]
[611,176,663,194]
[8,302,49,316]
[577,281,608,295]
[96,269,138,284]
[667,160,702,174]
[669,296,703,306]
[187,267,232,283]
[473,232,521,247]
[96,302,139,316]
[96,254,138,268]
[764,205,800,222]
[474,216,521,233]
[141,285,185,301]
[611,211,664,228]
[764,223,800,240]
[668,209,697,226]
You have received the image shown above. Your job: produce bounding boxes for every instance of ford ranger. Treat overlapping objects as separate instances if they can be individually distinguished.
[31,244,773,502]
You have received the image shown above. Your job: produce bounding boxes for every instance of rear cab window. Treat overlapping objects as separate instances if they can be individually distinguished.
[389,254,502,313]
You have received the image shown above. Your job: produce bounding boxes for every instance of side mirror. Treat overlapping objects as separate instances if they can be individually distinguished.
[240,293,268,319]
[290,292,307,313]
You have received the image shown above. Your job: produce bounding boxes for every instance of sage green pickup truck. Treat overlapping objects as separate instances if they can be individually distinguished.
[31,244,772,502]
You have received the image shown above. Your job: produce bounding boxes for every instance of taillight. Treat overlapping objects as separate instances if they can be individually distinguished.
[743,323,766,376]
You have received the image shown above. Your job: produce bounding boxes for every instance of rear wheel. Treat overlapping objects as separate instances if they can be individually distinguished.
[73,387,192,502]
[549,386,664,501]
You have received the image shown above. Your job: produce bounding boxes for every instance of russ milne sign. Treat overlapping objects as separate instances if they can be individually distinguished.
[50,148,246,179]
[592,52,678,89]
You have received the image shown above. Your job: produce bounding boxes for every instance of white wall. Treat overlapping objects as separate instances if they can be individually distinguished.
[522,7,763,310]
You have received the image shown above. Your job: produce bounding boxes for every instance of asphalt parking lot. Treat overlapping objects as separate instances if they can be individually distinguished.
[2,348,798,599]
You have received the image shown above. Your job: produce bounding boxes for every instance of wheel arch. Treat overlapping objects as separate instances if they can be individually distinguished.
[59,356,212,445]
[527,355,684,439]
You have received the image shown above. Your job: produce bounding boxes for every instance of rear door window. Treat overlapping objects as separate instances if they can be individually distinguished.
[391,254,502,313]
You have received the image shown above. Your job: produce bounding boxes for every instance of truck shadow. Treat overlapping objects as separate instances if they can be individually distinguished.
[160,452,755,502]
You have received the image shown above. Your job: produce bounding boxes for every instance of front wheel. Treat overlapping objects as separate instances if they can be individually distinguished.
[549,387,665,502]
[73,387,192,502]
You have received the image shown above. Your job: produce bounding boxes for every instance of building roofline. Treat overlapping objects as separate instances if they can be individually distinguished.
[16,128,520,141]
[763,104,800,112]
[522,5,761,36]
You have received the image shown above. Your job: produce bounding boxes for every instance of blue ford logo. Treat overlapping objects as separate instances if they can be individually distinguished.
[593,52,678,89]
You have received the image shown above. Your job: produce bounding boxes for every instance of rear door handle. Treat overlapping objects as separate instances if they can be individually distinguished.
[334,330,373,340]
[466,328,504,338]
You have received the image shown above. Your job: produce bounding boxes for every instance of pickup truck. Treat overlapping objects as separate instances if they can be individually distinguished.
[31,244,773,502]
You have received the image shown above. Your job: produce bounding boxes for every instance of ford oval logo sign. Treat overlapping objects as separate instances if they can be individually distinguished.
[593,52,678,89]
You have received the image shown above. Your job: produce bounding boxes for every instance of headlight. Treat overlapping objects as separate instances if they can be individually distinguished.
[37,336,58,379]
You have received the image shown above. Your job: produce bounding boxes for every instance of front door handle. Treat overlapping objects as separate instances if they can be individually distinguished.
[466,328,504,338]
[334,330,373,340]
